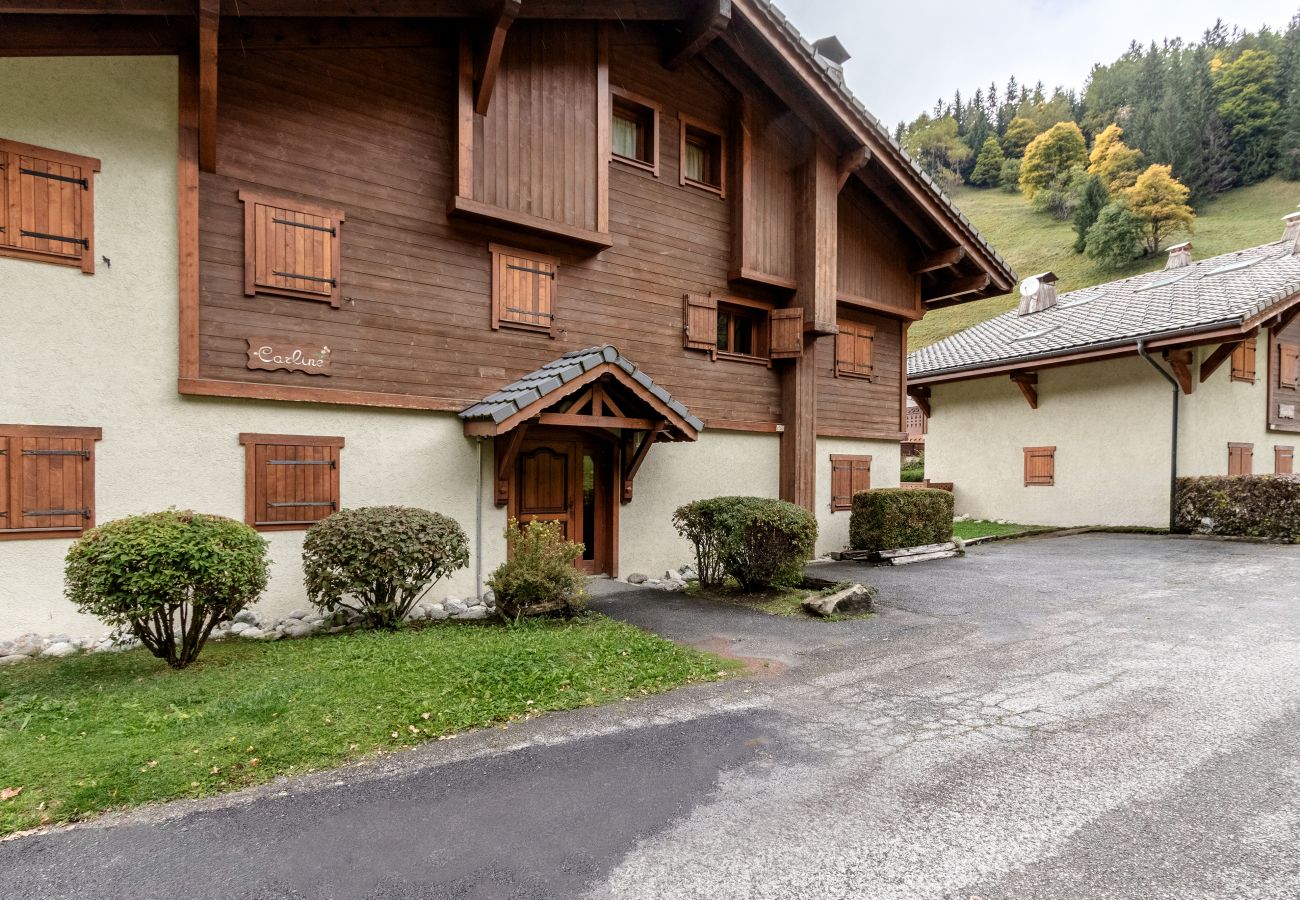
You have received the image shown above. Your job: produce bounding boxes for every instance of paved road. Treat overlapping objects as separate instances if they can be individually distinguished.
[3,534,1299,899]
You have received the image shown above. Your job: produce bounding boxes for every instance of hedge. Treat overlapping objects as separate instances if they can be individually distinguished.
[850,488,953,552]
[1174,475,1300,540]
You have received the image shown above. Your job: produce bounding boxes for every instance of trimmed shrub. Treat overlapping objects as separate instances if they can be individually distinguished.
[850,488,954,552]
[302,506,469,629]
[489,519,587,620]
[672,497,734,587]
[717,498,818,592]
[65,510,269,668]
[1175,476,1300,540]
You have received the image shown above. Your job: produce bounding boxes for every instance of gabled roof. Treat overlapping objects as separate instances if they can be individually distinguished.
[908,239,1300,383]
[460,345,704,438]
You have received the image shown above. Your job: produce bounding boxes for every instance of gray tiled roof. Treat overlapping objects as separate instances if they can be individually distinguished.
[908,239,1300,380]
[459,345,705,433]
[749,0,1015,288]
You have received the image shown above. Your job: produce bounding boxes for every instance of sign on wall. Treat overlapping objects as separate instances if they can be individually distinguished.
[246,337,332,376]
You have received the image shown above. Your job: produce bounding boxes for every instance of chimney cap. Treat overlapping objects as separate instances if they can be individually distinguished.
[1167,241,1192,252]
[1284,211,1300,223]
[1028,271,1058,284]
[812,36,851,65]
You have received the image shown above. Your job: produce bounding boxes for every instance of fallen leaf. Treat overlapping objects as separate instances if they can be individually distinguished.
[210,767,221,775]
[420,712,431,720]
[0,787,22,801]
[249,758,260,767]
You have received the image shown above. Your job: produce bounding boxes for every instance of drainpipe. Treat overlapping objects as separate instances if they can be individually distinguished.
[475,437,484,600]
[1136,339,1179,531]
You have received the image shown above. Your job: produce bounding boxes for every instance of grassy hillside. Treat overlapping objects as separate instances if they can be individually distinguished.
[910,177,1300,350]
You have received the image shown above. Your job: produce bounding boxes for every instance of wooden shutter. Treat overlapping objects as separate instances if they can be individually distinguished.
[1,139,99,274]
[240,434,343,530]
[0,149,8,253]
[1228,443,1253,476]
[1230,338,1257,382]
[830,455,871,511]
[0,435,8,531]
[769,308,804,359]
[1023,446,1055,486]
[240,190,344,307]
[683,292,718,354]
[491,244,558,335]
[1275,446,1294,475]
[14,435,92,532]
[1281,344,1300,389]
[835,322,875,379]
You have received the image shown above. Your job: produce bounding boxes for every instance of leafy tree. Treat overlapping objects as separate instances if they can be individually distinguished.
[1003,116,1040,157]
[1126,164,1195,255]
[1032,165,1088,219]
[902,114,972,186]
[1072,173,1110,253]
[1019,121,1088,198]
[1086,201,1144,268]
[1087,123,1144,191]
[970,136,1006,186]
[1214,48,1282,183]
[999,157,1022,193]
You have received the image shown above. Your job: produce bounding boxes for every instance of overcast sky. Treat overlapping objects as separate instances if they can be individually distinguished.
[778,1,1296,127]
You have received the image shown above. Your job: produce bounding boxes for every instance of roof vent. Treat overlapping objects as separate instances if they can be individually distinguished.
[1165,241,1192,269]
[1017,272,1058,316]
[1284,210,1300,249]
[811,36,851,83]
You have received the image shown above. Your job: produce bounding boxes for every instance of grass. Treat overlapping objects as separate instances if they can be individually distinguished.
[0,616,733,836]
[952,520,1055,540]
[911,177,1300,349]
[686,579,872,620]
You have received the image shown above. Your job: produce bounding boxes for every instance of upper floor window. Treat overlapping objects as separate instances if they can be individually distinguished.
[835,320,876,380]
[682,293,794,363]
[717,303,765,359]
[491,243,558,337]
[611,90,659,176]
[680,116,725,196]
[0,424,102,541]
[0,138,100,275]
[239,190,345,308]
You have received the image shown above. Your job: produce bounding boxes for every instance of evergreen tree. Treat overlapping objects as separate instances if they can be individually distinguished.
[1126,164,1195,254]
[999,158,1022,193]
[1278,54,1300,179]
[970,137,1006,187]
[1086,201,1144,268]
[1072,174,1110,253]
[1127,42,1166,152]
[1214,48,1283,184]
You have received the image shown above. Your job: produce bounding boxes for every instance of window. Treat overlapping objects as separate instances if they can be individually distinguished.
[1228,442,1253,476]
[716,303,769,362]
[1230,337,1257,383]
[1023,446,1055,486]
[681,293,775,362]
[239,190,344,308]
[1280,343,1300,389]
[239,433,343,531]
[611,90,658,175]
[0,138,100,274]
[830,455,871,512]
[679,115,725,196]
[1276,445,1294,475]
[835,320,876,379]
[491,243,558,336]
[0,424,101,541]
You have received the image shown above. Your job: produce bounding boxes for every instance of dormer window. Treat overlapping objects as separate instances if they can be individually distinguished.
[680,116,725,196]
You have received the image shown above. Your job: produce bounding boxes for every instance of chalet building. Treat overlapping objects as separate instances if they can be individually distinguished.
[0,0,1012,640]
[910,229,1300,528]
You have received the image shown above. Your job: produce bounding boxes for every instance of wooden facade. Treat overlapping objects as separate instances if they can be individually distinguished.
[3,0,1013,516]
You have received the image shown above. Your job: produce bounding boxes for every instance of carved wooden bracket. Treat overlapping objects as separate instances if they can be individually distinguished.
[493,423,529,507]
[664,0,732,70]
[922,272,990,304]
[1010,372,1038,409]
[908,385,931,418]
[910,246,966,275]
[1163,349,1194,395]
[621,424,665,503]
[474,0,521,116]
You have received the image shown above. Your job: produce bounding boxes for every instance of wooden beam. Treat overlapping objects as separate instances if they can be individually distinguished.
[1199,331,1256,383]
[197,0,219,173]
[907,386,931,419]
[836,145,869,190]
[794,138,838,334]
[1268,302,1300,335]
[178,48,201,382]
[922,273,991,304]
[664,0,731,70]
[1164,349,1194,395]
[1010,372,1038,410]
[621,425,663,503]
[537,413,658,430]
[910,246,966,275]
[493,423,528,507]
[473,0,520,117]
[0,0,685,16]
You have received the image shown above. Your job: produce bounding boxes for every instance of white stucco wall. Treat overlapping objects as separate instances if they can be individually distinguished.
[924,340,1295,528]
[815,437,902,553]
[0,57,507,640]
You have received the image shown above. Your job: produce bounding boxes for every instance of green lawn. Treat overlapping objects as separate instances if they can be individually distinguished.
[952,520,1054,540]
[912,177,1299,350]
[0,616,732,836]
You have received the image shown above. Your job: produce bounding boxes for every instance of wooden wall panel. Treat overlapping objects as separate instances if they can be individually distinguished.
[741,95,801,283]
[837,180,918,316]
[1270,315,1300,433]
[816,309,905,435]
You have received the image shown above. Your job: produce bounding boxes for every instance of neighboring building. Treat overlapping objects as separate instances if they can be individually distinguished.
[903,398,927,458]
[909,231,1300,528]
[0,0,1013,640]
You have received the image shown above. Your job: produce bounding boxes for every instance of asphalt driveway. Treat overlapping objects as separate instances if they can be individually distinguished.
[3,534,1299,899]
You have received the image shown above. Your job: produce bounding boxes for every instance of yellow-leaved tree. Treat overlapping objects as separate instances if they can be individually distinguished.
[1125,164,1194,255]
[1088,123,1144,192]
[1019,121,1087,199]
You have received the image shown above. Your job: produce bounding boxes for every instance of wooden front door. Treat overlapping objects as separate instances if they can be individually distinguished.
[512,432,614,575]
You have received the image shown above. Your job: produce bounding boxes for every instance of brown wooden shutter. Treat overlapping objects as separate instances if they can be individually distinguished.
[492,244,558,335]
[835,322,876,379]
[240,191,344,308]
[683,292,718,353]
[14,153,88,263]
[835,327,854,377]
[15,435,91,532]
[1281,344,1300,389]
[1228,443,1253,476]
[829,454,871,511]
[1023,446,1055,486]
[0,149,8,250]
[769,308,804,359]
[1230,338,1257,382]
[0,435,9,529]
[241,434,344,531]
[1275,445,1294,475]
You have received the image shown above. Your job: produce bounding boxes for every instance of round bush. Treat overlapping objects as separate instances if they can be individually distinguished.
[488,519,587,621]
[717,497,818,592]
[671,497,735,587]
[65,510,269,669]
[302,506,469,629]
